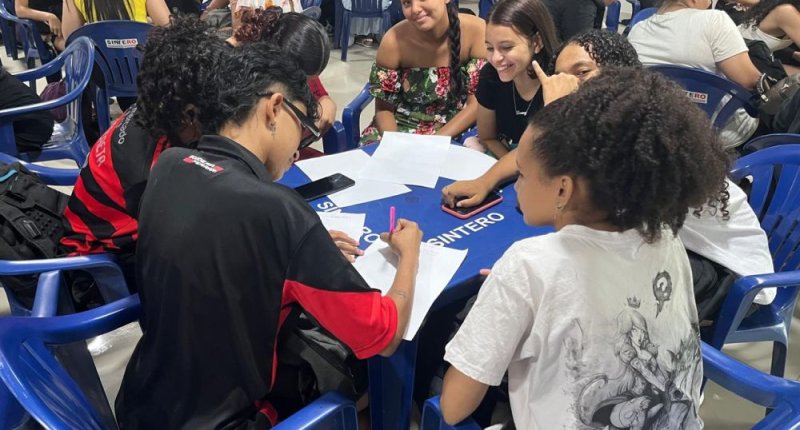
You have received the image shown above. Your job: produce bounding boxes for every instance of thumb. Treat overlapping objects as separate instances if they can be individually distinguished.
[531,60,548,82]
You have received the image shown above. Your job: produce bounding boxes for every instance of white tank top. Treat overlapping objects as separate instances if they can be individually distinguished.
[738,24,793,52]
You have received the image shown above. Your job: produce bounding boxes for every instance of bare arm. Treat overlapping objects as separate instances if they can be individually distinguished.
[317,95,337,135]
[203,0,229,11]
[441,149,518,208]
[717,52,761,90]
[15,0,55,22]
[378,219,421,356]
[146,0,171,26]
[440,367,490,425]
[374,99,399,134]
[774,4,800,47]
[372,28,401,135]
[435,94,478,138]
[476,105,508,158]
[60,0,83,41]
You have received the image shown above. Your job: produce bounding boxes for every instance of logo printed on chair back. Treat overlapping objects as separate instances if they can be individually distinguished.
[104,39,139,49]
[685,91,708,104]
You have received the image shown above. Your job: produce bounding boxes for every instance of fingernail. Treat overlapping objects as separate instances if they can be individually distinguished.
[358,249,365,255]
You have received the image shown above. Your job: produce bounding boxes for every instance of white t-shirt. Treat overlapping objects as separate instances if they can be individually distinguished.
[445,225,703,430]
[628,8,758,148]
[680,179,775,304]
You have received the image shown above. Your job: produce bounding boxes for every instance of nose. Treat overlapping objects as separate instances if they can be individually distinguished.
[490,49,503,65]
[409,0,422,15]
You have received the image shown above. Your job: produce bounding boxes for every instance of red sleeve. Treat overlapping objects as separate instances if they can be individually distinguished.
[282,223,397,358]
[308,76,328,99]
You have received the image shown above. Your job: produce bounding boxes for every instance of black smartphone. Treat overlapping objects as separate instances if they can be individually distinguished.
[294,173,355,201]
[441,191,503,219]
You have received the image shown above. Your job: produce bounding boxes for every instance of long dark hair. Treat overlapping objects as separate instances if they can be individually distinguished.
[234,9,330,76]
[80,0,132,22]
[487,0,560,77]
[446,1,462,94]
[740,0,800,26]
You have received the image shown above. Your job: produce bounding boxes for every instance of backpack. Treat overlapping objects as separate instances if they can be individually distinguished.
[0,162,69,308]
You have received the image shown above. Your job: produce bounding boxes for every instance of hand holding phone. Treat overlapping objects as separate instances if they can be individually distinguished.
[441,191,503,219]
[294,173,355,201]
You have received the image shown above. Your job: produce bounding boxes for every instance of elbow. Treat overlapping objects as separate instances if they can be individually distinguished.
[440,397,469,425]
[378,334,402,357]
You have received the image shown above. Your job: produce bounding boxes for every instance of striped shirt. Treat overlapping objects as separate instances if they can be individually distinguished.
[60,105,170,256]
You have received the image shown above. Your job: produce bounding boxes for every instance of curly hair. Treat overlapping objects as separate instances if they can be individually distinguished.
[208,41,318,133]
[740,0,800,26]
[234,9,330,76]
[527,67,731,243]
[557,29,641,68]
[136,16,229,143]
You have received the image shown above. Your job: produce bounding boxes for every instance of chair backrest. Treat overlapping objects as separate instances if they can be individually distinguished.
[66,21,152,98]
[628,6,655,28]
[741,133,800,155]
[348,0,387,15]
[0,37,94,158]
[701,342,800,429]
[605,1,621,33]
[650,64,757,128]
[730,145,800,277]
[479,0,495,19]
[0,294,141,429]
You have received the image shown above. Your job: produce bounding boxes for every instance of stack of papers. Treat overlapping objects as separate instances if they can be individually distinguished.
[439,144,497,181]
[316,211,366,242]
[359,132,452,188]
[296,150,410,207]
[353,241,468,340]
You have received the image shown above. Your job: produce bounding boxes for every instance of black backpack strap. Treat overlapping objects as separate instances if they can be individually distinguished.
[0,202,59,259]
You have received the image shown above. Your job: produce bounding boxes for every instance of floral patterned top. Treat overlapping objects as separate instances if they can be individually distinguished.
[360,58,485,145]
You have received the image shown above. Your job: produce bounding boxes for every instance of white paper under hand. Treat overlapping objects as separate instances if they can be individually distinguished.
[439,144,497,181]
[316,212,366,243]
[358,132,451,188]
[353,240,468,340]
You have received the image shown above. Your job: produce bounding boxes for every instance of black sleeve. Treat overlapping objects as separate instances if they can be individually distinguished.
[0,68,54,151]
[476,63,499,110]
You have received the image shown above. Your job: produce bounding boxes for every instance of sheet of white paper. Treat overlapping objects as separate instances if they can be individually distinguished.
[295,150,411,208]
[439,144,497,181]
[353,241,468,340]
[358,132,451,188]
[316,212,366,242]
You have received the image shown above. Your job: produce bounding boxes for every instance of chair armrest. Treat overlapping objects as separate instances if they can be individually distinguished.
[0,254,130,302]
[25,294,140,344]
[0,8,33,27]
[273,391,357,429]
[708,271,800,348]
[322,121,351,154]
[701,342,794,410]
[0,89,82,121]
[0,153,80,185]
[9,57,65,84]
[342,83,374,147]
[421,396,482,430]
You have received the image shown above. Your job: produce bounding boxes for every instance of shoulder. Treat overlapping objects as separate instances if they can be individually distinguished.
[703,8,738,28]
[774,4,800,24]
[459,13,485,34]
[376,25,402,68]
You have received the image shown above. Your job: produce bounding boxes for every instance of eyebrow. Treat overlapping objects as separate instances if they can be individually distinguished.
[570,61,596,69]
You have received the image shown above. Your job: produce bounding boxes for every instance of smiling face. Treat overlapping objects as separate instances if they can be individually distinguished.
[554,42,601,82]
[402,0,448,31]
[485,23,541,82]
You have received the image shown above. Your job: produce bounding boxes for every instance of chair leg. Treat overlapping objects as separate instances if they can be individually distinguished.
[340,15,349,61]
[770,341,787,378]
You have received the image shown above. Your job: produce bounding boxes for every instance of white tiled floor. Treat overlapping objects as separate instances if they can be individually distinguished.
[2,3,800,428]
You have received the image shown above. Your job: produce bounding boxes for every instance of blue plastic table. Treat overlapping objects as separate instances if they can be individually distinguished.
[280,145,550,430]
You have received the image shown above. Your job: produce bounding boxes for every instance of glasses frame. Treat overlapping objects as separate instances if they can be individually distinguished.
[256,92,321,150]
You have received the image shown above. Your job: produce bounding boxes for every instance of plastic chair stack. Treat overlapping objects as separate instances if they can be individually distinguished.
[66,21,153,134]
[0,37,94,165]
[650,64,758,129]
[705,144,800,379]
[0,0,54,67]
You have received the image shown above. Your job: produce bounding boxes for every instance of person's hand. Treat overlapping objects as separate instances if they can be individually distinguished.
[479,268,491,277]
[380,219,422,259]
[316,99,336,135]
[442,178,492,208]
[329,230,363,263]
[532,61,580,106]
[46,13,62,37]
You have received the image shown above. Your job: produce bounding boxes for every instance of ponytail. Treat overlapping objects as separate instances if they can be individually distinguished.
[446,1,461,94]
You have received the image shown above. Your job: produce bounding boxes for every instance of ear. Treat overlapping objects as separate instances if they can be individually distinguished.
[181,104,199,125]
[556,175,575,208]
[531,33,544,55]
[261,92,284,126]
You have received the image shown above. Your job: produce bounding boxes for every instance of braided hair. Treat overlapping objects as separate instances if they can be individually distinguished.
[445,1,461,94]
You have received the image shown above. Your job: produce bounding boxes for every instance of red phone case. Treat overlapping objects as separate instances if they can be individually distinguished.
[441,195,504,219]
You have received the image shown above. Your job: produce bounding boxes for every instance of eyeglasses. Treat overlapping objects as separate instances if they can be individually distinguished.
[257,92,321,150]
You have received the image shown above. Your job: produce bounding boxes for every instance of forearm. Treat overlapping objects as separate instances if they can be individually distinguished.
[374,108,398,135]
[205,0,228,10]
[380,255,418,356]
[436,101,478,138]
[482,138,509,159]
[15,4,53,22]
[480,149,518,188]
[440,367,489,425]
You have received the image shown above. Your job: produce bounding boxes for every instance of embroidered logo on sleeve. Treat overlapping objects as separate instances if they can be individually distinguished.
[183,155,224,173]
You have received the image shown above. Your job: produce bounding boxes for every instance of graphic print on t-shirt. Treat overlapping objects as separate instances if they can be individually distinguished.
[563,271,701,430]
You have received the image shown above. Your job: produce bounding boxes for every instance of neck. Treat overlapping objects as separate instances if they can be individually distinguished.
[430,12,452,42]
[218,123,268,164]
[659,1,689,12]
[513,73,540,98]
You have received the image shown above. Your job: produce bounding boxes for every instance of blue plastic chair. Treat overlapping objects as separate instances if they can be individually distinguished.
[0,0,54,67]
[0,293,359,429]
[628,6,655,28]
[478,0,495,19]
[650,64,758,129]
[742,133,800,156]
[605,1,620,33]
[322,121,349,154]
[701,342,800,429]
[65,21,153,134]
[702,144,800,379]
[0,37,94,165]
[335,0,392,61]
[342,82,373,149]
[421,396,481,430]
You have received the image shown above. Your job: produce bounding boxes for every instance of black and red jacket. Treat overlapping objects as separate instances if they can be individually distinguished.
[115,135,397,429]
[60,105,170,257]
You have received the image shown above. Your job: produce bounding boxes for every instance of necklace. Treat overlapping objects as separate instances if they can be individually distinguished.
[512,84,535,116]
